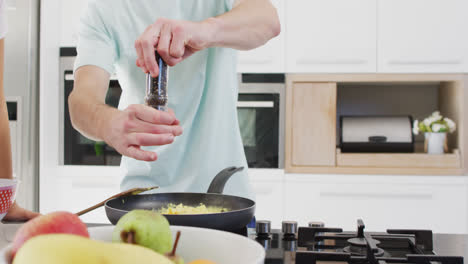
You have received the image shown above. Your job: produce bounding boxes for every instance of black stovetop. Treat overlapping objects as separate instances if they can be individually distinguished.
[246,219,465,264]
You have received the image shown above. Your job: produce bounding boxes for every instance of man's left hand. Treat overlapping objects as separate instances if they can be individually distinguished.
[4,202,40,221]
[134,18,217,77]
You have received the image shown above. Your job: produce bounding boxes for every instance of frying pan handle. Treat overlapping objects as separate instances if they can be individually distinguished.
[207,166,244,194]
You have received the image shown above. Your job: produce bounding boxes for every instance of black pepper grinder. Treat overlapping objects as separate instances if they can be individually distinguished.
[145,51,168,112]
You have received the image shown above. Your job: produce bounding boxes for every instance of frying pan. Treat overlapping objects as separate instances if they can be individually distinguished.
[104,167,255,231]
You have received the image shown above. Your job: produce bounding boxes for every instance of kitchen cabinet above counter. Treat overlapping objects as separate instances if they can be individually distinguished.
[237,0,285,73]
[284,0,468,73]
[58,0,468,74]
[285,0,377,73]
[377,0,468,73]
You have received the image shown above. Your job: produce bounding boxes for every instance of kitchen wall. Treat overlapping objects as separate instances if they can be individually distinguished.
[38,0,468,233]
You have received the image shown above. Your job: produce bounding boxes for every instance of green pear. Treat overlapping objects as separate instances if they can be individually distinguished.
[13,234,173,264]
[113,210,173,254]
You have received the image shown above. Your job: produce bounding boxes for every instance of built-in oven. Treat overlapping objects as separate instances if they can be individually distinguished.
[60,48,285,168]
[60,48,121,166]
[237,74,285,168]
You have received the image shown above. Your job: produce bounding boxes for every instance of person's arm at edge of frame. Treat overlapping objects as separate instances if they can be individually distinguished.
[0,38,40,221]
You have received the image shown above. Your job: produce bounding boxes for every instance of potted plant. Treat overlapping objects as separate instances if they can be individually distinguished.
[413,111,456,154]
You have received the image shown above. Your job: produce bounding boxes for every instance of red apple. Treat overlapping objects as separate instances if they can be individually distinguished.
[10,211,89,258]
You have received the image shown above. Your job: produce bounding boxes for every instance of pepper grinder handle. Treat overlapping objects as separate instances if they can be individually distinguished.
[145,51,169,112]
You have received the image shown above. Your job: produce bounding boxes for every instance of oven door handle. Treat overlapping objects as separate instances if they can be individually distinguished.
[65,73,118,81]
[236,101,274,108]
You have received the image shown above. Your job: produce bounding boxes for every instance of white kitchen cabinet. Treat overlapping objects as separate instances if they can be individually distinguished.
[285,174,468,233]
[59,0,89,46]
[378,0,468,73]
[40,167,121,223]
[285,0,377,73]
[42,169,286,225]
[249,169,285,229]
[237,0,285,73]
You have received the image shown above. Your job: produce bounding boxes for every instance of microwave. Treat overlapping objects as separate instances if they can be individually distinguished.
[59,48,285,168]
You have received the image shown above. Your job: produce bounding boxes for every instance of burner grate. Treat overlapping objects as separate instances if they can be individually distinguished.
[295,219,462,264]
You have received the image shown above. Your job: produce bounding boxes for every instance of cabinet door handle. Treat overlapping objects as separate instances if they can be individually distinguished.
[238,58,273,64]
[296,59,367,65]
[320,192,432,200]
[65,73,119,81]
[72,180,120,189]
[388,60,461,65]
[253,185,275,195]
[65,73,74,81]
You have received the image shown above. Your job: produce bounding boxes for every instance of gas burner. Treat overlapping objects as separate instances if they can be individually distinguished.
[343,238,384,256]
[343,220,385,257]
[251,219,465,264]
[294,219,464,264]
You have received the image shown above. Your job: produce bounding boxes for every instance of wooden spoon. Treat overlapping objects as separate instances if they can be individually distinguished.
[75,186,158,216]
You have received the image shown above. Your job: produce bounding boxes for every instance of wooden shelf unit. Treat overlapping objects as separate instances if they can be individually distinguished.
[337,148,461,168]
[285,74,468,175]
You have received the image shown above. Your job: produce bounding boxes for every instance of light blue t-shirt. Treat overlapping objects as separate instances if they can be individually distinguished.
[75,0,254,200]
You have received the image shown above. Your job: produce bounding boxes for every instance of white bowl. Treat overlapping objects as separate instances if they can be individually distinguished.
[0,225,265,264]
[0,179,18,221]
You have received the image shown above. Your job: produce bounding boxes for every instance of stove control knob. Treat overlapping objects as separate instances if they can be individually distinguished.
[308,221,325,228]
[256,220,271,236]
[282,221,298,235]
[283,239,297,251]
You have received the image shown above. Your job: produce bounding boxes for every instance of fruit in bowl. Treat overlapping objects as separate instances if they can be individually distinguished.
[3,210,265,264]
[13,234,173,264]
[10,211,89,259]
[113,210,184,263]
[0,179,19,221]
[113,210,173,254]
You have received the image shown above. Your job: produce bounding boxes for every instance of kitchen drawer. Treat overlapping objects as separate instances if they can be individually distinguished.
[41,177,120,223]
[43,170,286,225]
[249,169,285,228]
[336,149,461,169]
[69,181,121,223]
[284,174,468,233]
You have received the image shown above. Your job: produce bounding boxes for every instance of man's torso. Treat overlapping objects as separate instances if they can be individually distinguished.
[76,0,253,199]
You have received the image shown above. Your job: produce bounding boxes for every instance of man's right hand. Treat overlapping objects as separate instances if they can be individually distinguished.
[70,66,183,162]
[100,104,183,161]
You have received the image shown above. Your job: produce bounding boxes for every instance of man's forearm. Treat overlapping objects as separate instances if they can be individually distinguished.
[207,0,281,50]
[68,92,117,141]
[0,38,13,179]
[69,66,116,142]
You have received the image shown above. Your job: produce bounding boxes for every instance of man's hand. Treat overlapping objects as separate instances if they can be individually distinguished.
[134,18,216,77]
[70,66,183,162]
[99,104,183,161]
[4,202,40,221]
[134,0,280,77]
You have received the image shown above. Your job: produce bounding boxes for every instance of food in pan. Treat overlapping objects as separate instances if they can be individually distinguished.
[158,203,228,215]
